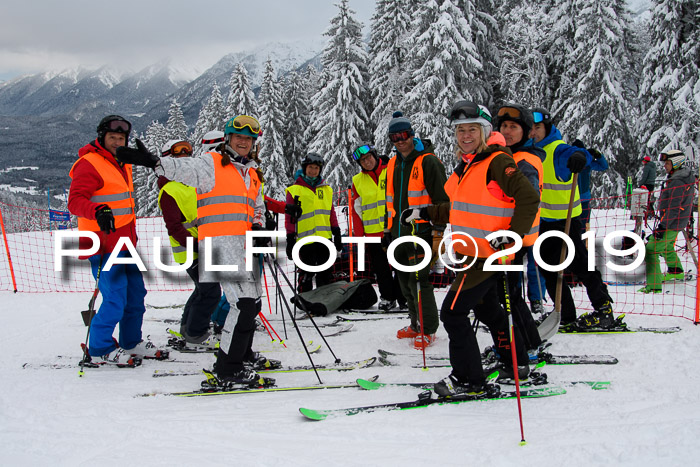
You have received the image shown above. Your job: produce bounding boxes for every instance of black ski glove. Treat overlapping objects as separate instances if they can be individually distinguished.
[653,226,665,240]
[251,223,271,248]
[589,148,603,160]
[285,203,302,223]
[286,234,296,258]
[95,204,115,234]
[567,151,587,173]
[489,235,511,250]
[116,138,160,169]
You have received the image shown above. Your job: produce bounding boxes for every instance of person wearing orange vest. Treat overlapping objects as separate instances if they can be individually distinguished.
[494,104,545,351]
[68,115,167,366]
[384,111,449,350]
[157,139,221,347]
[432,101,540,398]
[349,143,406,311]
[116,115,279,389]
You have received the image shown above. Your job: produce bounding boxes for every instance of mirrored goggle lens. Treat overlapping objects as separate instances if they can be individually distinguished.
[171,142,192,155]
[107,120,130,132]
[352,145,373,160]
[389,131,411,143]
[659,153,669,161]
[232,115,261,132]
[497,107,521,120]
[532,112,545,123]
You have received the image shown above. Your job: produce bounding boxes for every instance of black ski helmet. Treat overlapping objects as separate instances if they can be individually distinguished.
[301,152,324,174]
[495,104,533,147]
[531,107,553,135]
[97,115,131,146]
[350,143,378,165]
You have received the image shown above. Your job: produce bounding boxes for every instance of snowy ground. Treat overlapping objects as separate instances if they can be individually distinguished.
[2,280,700,466]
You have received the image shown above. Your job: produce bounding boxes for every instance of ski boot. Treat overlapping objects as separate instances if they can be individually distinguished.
[123,337,169,360]
[245,351,282,370]
[638,285,662,294]
[434,374,500,399]
[378,299,396,312]
[201,368,275,391]
[662,272,685,282]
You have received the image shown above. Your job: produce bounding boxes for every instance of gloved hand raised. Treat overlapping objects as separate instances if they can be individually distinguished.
[653,226,665,240]
[95,204,115,234]
[588,148,603,160]
[400,207,429,227]
[115,139,160,169]
[285,234,296,259]
[251,223,271,248]
[566,151,587,173]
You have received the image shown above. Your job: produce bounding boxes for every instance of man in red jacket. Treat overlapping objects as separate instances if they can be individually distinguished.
[68,115,166,365]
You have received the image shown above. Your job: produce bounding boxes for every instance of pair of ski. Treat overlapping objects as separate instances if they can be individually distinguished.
[378,348,619,367]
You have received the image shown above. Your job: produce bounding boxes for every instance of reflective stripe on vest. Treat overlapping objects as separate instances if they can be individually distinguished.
[352,168,387,234]
[512,150,542,247]
[196,154,261,239]
[286,184,333,240]
[445,152,515,259]
[69,152,135,232]
[158,181,199,263]
[385,153,434,230]
[541,140,582,219]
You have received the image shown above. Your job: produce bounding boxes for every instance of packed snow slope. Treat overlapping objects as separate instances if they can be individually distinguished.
[2,286,699,466]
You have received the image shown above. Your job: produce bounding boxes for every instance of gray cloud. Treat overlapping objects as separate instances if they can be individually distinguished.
[0,0,376,80]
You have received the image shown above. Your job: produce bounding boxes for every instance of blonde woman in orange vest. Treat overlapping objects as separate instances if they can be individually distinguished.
[384,112,450,350]
[68,115,167,366]
[117,115,278,389]
[432,101,540,398]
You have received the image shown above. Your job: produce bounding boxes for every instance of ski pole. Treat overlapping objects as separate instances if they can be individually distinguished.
[260,265,287,346]
[501,258,526,445]
[265,253,341,363]
[411,221,428,370]
[262,254,323,384]
[79,254,104,377]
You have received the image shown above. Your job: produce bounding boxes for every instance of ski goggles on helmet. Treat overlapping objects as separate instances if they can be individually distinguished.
[170,141,192,156]
[105,119,131,133]
[352,144,375,161]
[449,102,492,123]
[497,106,523,120]
[228,115,261,134]
[659,150,684,162]
[389,131,412,143]
[532,110,551,124]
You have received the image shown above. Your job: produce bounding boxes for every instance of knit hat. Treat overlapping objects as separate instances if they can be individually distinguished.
[387,111,414,136]
[643,155,651,163]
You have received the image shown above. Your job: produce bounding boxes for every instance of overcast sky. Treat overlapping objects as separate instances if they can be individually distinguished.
[0,0,376,82]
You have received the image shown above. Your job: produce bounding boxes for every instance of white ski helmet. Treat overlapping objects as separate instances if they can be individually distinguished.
[201,130,225,153]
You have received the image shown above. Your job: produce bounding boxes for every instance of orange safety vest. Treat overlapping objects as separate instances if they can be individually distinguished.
[196,153,261,239]
[385,154,433,230]
[69,152,135,232]
[445,152,516,259]
[512,150,542,247]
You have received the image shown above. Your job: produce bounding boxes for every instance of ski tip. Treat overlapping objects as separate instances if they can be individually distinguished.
[356,378,383,390]
[299,407,328,421]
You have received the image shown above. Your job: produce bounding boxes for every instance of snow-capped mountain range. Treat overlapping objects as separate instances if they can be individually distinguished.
[0,40,325,197]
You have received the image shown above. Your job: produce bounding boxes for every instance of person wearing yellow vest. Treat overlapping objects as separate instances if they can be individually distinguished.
[383,111,449,350]
[527,107,617,330]
[433,101,540,398]
[349,143,406,311]
[116,115,279,389]
[285,153,342,295]
[68,115,167,365]
[494,104,545,351]
[157,139,221,347]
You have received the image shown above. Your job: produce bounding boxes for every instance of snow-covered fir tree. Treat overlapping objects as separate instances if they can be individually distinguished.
[192,82,226,155]
[542,0,578,115]
[308,0,370,193]
[368,0,413,154]
[639,0,699,160]
[555,0,639,198]
[282,70,312,176]
[401,0,486,167]
[257,59,288,200]
[166,100,188,141]
[226,63,258,118]
[471,0,499,105]
[496,1,550,107]
[301,65,321,157]
[133,122,168,216]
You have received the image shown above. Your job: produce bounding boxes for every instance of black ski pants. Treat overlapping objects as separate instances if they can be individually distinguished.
[440,274,529,386]
[537,217,611,323]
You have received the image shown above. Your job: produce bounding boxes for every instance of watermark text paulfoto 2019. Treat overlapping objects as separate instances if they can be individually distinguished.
[53,230,646,273]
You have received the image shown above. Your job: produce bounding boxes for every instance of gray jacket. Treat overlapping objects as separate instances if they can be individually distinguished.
[639,161,657,189]
[658,166,695,231]
[156,151,265,283]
